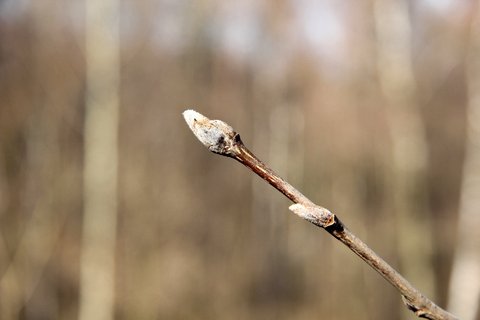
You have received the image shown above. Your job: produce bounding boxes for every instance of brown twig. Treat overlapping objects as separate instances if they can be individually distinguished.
[182,109,459,320]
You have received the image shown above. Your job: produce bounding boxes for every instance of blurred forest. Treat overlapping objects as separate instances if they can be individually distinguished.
[0,0,479,319]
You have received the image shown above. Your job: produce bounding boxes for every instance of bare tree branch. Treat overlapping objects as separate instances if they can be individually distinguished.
[183,109,458,320]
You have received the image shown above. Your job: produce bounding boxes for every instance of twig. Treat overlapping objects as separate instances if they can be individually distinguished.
[182,109,459,320]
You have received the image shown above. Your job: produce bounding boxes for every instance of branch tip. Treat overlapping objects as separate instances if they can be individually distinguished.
[183,109,238,156]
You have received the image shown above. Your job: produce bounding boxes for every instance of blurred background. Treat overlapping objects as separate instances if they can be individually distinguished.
[1,0,479,319]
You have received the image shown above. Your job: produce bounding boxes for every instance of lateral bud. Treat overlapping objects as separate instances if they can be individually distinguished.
[289,203,335,228]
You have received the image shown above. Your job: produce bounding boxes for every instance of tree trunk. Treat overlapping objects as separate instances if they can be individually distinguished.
[79,1,120,319]
[447,4,480,319]
[373,2,436,318]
